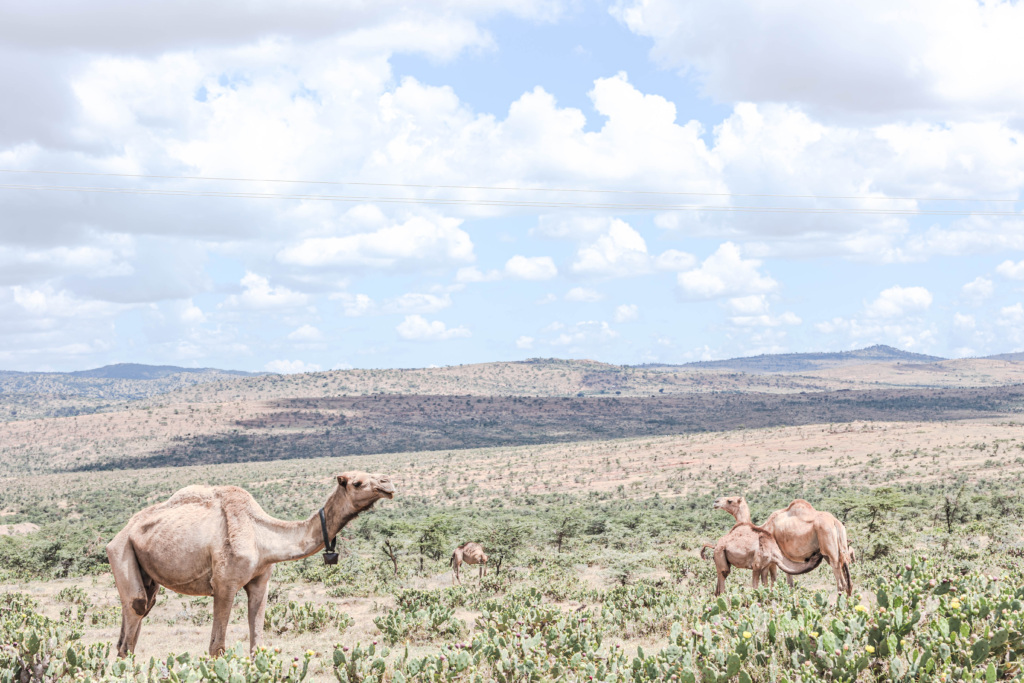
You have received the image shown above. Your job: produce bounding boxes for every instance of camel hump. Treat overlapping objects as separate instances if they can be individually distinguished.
[164,484,255,508]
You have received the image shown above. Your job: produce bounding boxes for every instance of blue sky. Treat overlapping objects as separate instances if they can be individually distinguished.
[1,0,1024,372]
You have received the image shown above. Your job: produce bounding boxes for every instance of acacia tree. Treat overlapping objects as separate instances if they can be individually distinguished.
[369,518,411,576]
[487,520,531,574]
[550,508,585,553]
[941,484,968,534]
[858,487,905,533]
[416,515,455,572]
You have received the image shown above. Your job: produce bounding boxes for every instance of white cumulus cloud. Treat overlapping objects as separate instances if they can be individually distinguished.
[997,260,1024,280]
[504,255,558,280]
[516,335,535,349]
[287,324,324,342]
[614,304,639,323]
[677,243,777,300]
[225,272,309,310]
[565,287,604,302]
[865,286,933,318]
[962,276,994,301]
[396,315,470,341]
[278,216,474,270]
[265,359,321,374]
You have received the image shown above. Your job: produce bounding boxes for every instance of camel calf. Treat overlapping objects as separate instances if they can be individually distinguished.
[701,522,823,596]
[450,542,487,584]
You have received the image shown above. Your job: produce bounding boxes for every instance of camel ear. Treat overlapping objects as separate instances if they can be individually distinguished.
[337,474,348,487]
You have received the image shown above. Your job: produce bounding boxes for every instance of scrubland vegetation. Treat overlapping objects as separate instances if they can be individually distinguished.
[3,417,1024,680]
[4,358,1024,680]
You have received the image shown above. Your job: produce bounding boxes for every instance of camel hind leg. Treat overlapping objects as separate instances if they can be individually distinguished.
[107,533,154,657]
[452,552,462,585]
[713,548,731,596]
[815,517,851,595]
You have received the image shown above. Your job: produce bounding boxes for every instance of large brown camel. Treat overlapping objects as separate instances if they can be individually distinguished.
[106,471,395,658]
[761,499,854,595]
[712,495,854,595]
[450,542,488,585]
[701,522,823,596]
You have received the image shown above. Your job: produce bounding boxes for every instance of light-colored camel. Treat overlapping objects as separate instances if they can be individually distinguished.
[450,542,488,584]
[700,522,823,596]
[712,495,780,586]
[712,496,854,594]
[761,499,854,596]
[106,471,395,658]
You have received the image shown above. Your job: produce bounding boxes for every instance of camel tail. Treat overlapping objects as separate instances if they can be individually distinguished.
[700,543,716,560]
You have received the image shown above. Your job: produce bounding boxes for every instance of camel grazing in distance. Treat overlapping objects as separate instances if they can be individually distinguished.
[106,471,395,658]
[701,522,823,595]
[450,542,488,584]
[713,495,854,595]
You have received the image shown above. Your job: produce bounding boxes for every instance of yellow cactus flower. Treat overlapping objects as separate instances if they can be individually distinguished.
[743,631,752,639]
[865,645,875,654]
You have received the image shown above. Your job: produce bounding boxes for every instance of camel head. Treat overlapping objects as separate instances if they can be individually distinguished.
[333,471,396,512]
[713,496,748,519]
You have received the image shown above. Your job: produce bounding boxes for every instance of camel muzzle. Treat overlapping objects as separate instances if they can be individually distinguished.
[376,483,396,498]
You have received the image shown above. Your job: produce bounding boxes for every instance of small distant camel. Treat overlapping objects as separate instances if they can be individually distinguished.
[107,471,395,658]
[701,522,823,595]
[712,495,854,595]
[450,542,488,584]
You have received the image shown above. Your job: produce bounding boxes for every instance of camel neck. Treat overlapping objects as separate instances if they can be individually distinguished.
[257,494,361,565]
[736,502,752,524]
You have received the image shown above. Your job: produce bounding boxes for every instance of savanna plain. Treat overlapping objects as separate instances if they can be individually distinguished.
[4,353,1024,682]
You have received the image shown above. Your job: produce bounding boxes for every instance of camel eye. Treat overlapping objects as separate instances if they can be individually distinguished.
[354,481,363,488]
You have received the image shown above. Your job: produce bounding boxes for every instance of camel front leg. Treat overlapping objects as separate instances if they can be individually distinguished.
[452,558,461,585]
[245,568,273,654]
[209,587,238,657]
[117,610,144,658]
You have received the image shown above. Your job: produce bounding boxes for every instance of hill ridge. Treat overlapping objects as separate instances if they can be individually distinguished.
[636,344,946,373]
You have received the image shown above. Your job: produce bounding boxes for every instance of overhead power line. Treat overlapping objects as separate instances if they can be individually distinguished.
[1,182,1021,217]
[0,168,1020,204]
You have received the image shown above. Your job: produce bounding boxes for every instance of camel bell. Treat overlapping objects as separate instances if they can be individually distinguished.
[323,552,339,565]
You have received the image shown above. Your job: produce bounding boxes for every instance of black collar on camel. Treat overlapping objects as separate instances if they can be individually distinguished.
[319,507,339,565]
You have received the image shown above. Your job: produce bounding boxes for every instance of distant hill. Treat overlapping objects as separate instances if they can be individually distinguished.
[981,352,1024,362]
[0,364,261,421]
[640,345,946,374]
[68,363,258,380]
